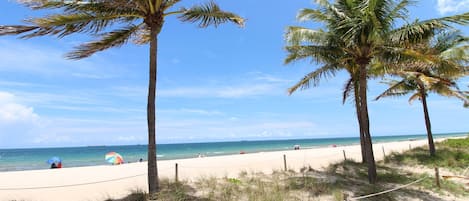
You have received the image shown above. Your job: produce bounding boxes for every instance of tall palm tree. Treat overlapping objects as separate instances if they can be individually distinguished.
[376,32,469,156]
[285,0,469,183]
[285,34,368,163]
[0,0,244,196]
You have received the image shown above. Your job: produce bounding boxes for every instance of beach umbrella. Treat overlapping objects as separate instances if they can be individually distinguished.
[105,152,124,165]
[47,156,61,164]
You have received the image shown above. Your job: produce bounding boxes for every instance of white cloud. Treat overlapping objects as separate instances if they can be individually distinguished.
[436,0,469,14]
[0,91,43,147]
[0,92,39,123]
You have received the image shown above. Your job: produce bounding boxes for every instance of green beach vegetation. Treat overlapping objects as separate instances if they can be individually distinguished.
[0,0,244,197]
[106,137,469,201]
[284,0,469,183]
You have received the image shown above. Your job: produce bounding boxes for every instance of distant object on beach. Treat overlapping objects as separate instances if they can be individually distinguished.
[293,145,300,150]
[105,152,124,165]
[408,138,417,141]
[331,144,337,147]
[239,151,246,154]
[47,156,62,169]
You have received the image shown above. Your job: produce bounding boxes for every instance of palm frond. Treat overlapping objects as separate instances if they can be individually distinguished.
[288,64,340,94]
[375,79,411,100]
[7,1,144,39]
[436,12,469,25]
[342,77,354,104]
[163,0,182,10]
[285,26,329,46]
[284,45,341,65]
[390,12,469,44]
[297,8,328,22]
[178,1,244,28]
[385,0,414,21]
[22,13,117,38]
[66,24,141,59]
[0,25,38,36]
[408,92,422,104]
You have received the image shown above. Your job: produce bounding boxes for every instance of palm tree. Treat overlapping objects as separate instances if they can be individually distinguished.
[376,32,469,156]
[285,33,368,163]
[285,0,469,183]
[0,0,244,196]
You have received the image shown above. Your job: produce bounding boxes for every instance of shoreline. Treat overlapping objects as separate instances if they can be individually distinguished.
[0,137,459,201]
[1,133,466,172]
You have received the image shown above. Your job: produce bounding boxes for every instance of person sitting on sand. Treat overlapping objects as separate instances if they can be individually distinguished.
[50,163,58,169]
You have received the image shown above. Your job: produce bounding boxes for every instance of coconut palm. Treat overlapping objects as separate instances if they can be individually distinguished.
[376,32,469,156]
[285,0,469,183]
[0,0,244,196]
[285,33,368,163]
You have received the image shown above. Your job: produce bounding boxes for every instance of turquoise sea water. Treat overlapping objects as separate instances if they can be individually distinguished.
[0,132,466,172]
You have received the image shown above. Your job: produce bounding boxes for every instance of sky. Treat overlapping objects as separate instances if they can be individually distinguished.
[0,0,468,148]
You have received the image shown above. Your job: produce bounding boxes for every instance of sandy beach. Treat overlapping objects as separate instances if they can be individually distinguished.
[0,138,447,201]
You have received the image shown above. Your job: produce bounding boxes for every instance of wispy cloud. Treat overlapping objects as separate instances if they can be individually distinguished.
[113,73,293,99]
[155,117,325,143]
[251,72,293,83]
[160,108,223,116]
[436,0,469,14]
[0,40,124,79]
[0,80,54,88]
[71,73,113,79]
[158,84,279,98]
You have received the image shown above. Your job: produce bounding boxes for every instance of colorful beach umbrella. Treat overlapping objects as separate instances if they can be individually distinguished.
[105,152,124,165]
[47,156,61,164]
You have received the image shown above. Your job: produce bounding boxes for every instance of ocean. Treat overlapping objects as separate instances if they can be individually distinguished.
[0,132,466,172]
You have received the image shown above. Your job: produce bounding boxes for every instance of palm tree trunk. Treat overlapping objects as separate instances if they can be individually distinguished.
[419,85,436,156]
[358,63,377,184]
[354,81,367,163]
[147,25,159,196]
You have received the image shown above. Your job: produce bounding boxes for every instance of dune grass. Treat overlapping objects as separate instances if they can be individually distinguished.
[385,136,469,172]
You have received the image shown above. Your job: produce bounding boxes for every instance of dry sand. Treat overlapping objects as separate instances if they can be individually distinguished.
[0,138,446,201]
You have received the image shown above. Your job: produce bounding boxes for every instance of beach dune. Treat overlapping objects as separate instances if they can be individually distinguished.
[0,138,443,201]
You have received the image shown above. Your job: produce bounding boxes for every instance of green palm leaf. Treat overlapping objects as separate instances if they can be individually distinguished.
[288,64,340,94]
[179,1,244,28]
[66,24,142,59]
[0,25,38,36]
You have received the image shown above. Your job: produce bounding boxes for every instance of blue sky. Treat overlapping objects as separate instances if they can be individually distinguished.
[0,0,468,148]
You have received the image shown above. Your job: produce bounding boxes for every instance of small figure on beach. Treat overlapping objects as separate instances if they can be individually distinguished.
[47,156,62,169]
[294,145,300,150]
[139,158,143,162]
[239,151,246,154]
